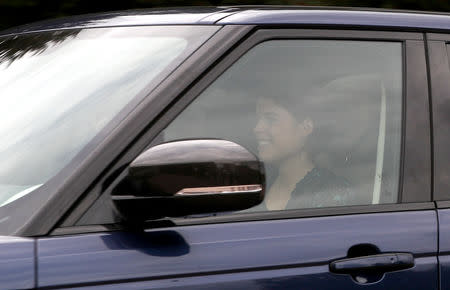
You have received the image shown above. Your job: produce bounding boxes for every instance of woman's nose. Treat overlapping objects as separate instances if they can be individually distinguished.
[254,118,266,134]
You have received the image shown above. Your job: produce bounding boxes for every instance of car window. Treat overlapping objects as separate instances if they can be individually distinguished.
[160,40,403,211]
[77,39,404,226]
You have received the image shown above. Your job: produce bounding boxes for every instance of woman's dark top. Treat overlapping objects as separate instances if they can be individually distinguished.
[248,167,353,211]
[286,167,352,209]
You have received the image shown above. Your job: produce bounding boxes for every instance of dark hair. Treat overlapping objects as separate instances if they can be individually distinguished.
[263,74,385,169]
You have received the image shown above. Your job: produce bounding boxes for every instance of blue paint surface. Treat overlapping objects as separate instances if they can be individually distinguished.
[0,236,35,289]
[438,209,450,289]
[38,210,437,288]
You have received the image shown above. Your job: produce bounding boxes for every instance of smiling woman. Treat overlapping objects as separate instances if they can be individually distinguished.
[254,96,316,209]
[0,25,219,234]
[253,94,354,210]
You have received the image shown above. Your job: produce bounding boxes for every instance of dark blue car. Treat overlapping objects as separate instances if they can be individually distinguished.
[0,6,449,289]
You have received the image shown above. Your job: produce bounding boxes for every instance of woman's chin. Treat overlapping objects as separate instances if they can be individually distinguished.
[258,150,277,163]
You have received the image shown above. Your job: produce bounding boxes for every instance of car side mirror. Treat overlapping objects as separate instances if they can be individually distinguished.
[111,139,265,222]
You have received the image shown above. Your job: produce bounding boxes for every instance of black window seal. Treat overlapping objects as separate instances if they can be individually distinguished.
[436,201,450,209]
[427,33,450,41]
[51,202,435,236]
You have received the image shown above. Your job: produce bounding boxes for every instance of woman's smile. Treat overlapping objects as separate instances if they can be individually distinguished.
[254,97,311,163]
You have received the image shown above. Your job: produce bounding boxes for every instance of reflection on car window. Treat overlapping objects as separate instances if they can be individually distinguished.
[0,25,220,235]
[0,26,218,205]
[161,40,403,211]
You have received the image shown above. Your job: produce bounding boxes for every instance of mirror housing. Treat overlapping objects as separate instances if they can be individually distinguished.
[111,139,265,222]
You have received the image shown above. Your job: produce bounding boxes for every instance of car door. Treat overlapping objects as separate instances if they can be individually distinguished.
[427,33,450,290]
[37,28,436,289]
[0,237,34,289]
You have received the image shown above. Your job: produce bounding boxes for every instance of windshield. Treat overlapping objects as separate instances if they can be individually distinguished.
[0,25,219,234]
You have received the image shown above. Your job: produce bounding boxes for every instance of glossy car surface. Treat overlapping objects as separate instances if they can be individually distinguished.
[0,6,449,289]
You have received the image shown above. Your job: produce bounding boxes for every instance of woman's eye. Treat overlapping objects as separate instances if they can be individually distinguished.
[265,115,278,124]
[256,113,278,127]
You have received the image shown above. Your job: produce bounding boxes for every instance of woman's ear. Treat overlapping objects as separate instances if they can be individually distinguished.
[300,118,314,136]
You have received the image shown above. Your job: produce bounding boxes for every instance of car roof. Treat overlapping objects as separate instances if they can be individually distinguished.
[218,7,450,31]
[2,6,450,36]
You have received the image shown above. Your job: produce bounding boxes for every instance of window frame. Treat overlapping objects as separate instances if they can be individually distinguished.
[427,33,450,206]
[54,28,432,236]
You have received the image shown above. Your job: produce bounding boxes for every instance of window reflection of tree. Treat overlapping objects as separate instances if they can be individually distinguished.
[0,29,81,65]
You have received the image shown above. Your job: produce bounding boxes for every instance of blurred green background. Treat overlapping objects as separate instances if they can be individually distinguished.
[1,0,450,30]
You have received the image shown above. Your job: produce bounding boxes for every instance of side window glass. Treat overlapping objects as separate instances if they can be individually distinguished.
[435,43,450,199]
[78,39,404,226]
[160,40,403,211]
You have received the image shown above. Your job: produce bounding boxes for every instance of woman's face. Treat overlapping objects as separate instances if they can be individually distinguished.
[254,97,312,163]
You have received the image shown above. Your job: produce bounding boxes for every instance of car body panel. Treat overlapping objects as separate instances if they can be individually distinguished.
[438,209,450,252]
[38,210,437,288]
[62,259,437,290]
[437,209,450,290]
[0,236,35,289]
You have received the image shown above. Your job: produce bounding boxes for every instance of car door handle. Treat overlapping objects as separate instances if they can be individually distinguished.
[329,253,414,274]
